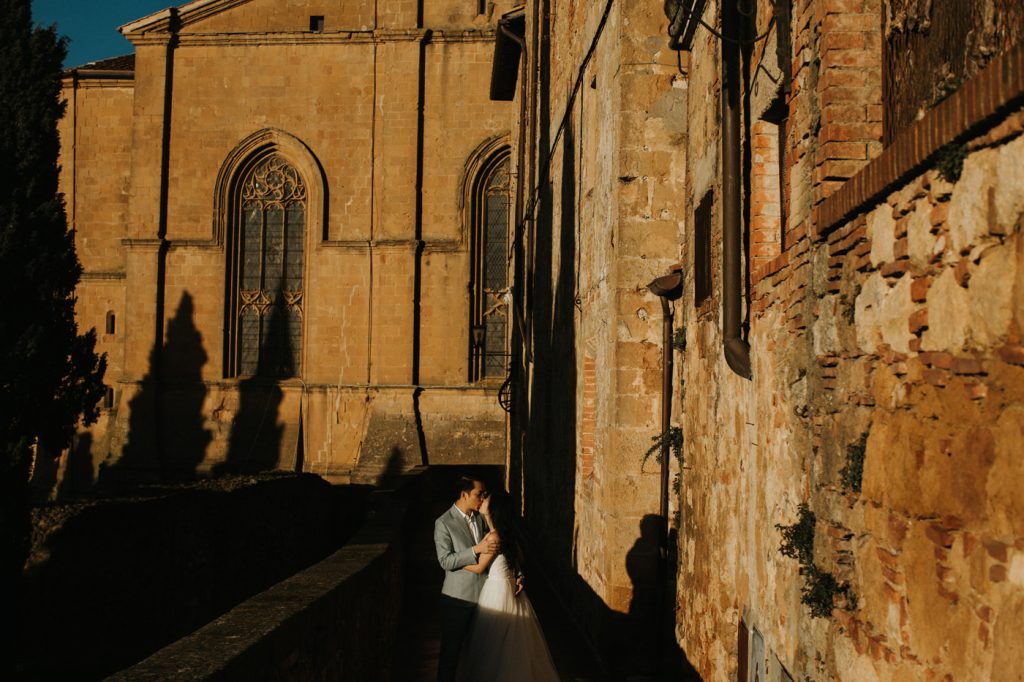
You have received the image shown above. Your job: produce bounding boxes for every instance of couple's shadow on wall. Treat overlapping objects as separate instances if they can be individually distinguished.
[543,514,700,680]
[624,515,700,680]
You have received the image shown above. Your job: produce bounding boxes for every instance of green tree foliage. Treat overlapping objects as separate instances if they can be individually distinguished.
[0,0,106,646]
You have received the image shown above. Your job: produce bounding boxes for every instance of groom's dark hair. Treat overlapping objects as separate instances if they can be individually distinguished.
[455,475,482,496]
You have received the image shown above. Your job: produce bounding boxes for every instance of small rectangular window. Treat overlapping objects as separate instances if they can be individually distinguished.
[105,311,116,335]
[737,619,749,682]
[309,15,325,32]
[694,190,713,306]
[103,387,114,410]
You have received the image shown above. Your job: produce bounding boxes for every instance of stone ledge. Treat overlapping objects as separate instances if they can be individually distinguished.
[108,490,409,681]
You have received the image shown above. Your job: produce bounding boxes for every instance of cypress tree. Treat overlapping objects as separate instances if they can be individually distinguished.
[0,0,106,648]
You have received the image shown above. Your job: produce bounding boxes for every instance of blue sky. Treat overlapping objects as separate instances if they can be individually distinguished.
[32,1,182,67]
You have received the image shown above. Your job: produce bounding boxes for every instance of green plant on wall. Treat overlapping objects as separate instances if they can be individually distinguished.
[642,426,685,527]
[776,504,855,618]
[839,432,868,493]
[839,283,860,325]
[934,142,967,183]
[672,326,686,352]
[642,426,683,469]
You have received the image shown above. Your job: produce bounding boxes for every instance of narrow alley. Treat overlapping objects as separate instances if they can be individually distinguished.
[390,466,607,681]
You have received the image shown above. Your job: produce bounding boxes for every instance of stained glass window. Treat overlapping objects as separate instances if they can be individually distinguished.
[471,152,511,381]
[232,155,305,378]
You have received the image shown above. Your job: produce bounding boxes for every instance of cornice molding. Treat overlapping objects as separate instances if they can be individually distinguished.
[62,73,134,86]
[176,30,376,47]
[172,27,482,47]
[118,237,465,253]
[430,29,496,44]
[80,271,127,281]
[121,238,166,250]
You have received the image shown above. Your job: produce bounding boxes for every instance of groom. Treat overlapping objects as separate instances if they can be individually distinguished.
[434,475,499,682]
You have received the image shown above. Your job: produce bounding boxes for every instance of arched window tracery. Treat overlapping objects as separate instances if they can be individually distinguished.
[227,153,305,378]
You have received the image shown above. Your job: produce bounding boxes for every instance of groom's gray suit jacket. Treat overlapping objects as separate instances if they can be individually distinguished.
[434,505,489,603]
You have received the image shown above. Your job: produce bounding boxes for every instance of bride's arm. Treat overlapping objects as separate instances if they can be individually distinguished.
[462,550,497,574]
[463,519,499,574]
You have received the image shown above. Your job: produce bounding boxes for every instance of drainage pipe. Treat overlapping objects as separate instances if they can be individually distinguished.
[658,295,673,522]
[648,270,682,668]
[722,0,752,380]
[647,272,682,545]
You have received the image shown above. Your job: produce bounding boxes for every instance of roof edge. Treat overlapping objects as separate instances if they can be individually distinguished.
[65,53,136,75]
[119,0,253,37]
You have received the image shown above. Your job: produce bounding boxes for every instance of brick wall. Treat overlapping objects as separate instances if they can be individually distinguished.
[677,0,1024,679]
[750,119,783,267]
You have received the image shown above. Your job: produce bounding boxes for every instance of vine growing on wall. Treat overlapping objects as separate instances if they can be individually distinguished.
[672,326,687,352]
[776,504,856,618]
[642,426,683,469]
[642,427,685,527]
[934,142,967,183]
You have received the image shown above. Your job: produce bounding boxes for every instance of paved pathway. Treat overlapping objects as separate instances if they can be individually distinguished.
[390,466,607,681]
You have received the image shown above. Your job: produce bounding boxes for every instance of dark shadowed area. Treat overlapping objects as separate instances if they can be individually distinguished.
[15,474,369,680]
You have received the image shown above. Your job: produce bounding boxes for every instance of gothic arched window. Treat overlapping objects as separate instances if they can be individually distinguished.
[469,150,511,381]
[227,154,305,378]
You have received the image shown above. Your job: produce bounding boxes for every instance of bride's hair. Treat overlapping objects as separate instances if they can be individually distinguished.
[486,490,524,577]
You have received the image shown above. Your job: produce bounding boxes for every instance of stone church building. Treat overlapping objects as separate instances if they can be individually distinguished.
[58,0,518,485]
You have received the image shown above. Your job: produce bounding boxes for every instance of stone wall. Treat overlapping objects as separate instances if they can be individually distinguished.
[803,122,1024,681]
[674,0,1024,680]
[500,0,1024,678]
[508,0,686,674]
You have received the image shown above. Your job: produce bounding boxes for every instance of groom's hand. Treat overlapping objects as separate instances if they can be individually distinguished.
[474,531,501,555]
[514,575,525,596]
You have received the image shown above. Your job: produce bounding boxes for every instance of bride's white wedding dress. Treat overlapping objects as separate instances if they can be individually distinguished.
[458,554,560,682]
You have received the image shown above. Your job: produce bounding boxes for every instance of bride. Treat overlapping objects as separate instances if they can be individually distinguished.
[457,490,560,682]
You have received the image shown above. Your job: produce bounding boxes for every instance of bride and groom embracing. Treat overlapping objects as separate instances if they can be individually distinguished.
[433,476,560,682]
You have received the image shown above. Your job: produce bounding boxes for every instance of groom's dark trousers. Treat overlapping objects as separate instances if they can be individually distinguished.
[438,594,476,682]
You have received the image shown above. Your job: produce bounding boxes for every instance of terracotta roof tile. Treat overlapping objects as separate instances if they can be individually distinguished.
[72,53,135,72]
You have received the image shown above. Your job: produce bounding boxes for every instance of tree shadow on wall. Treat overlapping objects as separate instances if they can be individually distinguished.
[98,292,211,487]
[215,303,291,474]
[29,433,94,501]
[57,433,94,498]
